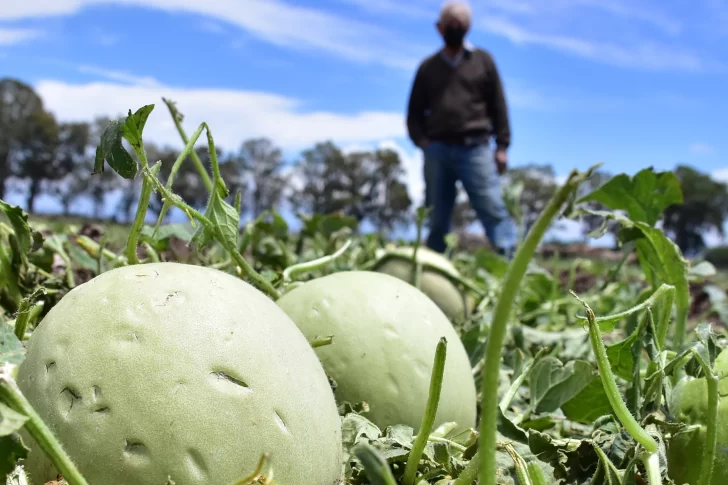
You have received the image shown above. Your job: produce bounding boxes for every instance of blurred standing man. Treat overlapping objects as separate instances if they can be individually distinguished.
[406,1,517,258]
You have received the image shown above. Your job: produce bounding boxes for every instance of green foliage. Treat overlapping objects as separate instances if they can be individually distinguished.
[577,167,683,227]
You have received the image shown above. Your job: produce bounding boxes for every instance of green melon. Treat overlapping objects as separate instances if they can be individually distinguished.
[372,246,471,321]
[16,262,343,485]
[276,270,477,434]
[667,348,728,485]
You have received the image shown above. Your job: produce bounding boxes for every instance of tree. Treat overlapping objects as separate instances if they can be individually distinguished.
[449,163,559,238]
[289,141,345,216]
[289,142,412,234]
[239,138,287,218]
[662,165,728,256]
[359,148,412,233]
[501,164,559,238]
[10,109,65,213]
[48,122,92,215]
[0,78,45,200]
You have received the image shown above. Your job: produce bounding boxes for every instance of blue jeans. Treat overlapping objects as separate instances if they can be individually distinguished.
[423,141,517,258]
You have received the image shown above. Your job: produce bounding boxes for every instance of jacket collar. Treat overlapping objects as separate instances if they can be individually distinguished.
[440,41,475,67]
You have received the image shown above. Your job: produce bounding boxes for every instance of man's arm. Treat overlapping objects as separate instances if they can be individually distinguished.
[406,63,429,149]
[484,54,511,151]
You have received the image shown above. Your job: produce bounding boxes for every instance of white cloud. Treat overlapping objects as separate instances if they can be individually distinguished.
[712,168,728,183]
[1,0,720,74]
[76,65,161,87]
[690,142,716,155]
[198,20,226,35]
[485,0,682,35]
[480,17,708,72]
[0,27,42,45]
[34,77,407,151]
[0,0,426,71]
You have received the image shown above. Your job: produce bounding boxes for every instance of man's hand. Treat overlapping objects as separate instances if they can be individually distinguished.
[495,148,508,174]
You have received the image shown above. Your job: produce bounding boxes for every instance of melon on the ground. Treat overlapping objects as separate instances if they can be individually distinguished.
[667,348,728,485]
[276,270,477,434]
[16,262,343,485]
[372,246,471,321]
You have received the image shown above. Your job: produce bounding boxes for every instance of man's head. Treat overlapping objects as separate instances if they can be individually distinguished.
[436,1,472,49]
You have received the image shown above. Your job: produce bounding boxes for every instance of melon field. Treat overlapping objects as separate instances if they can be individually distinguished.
[1,102,727,485]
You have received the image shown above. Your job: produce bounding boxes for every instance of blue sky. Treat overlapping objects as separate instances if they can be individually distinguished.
[1,0,727,244]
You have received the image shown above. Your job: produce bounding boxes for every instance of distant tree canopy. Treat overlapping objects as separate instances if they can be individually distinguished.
[2,76,728,251]
[662,165,728,255]
[290,141,412,234]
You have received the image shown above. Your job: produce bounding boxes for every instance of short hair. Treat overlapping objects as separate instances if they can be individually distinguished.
[439,1,473,28]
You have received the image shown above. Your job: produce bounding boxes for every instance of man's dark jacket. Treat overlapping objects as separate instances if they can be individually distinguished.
[406,46,511,151]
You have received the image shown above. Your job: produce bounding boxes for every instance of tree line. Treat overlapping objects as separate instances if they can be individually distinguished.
[2,77,727,254]
[0,78,415,235]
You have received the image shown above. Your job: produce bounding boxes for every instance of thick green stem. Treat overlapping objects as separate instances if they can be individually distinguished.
[282,239,351,283]
[403,337,448,485]
[572,292,659,454]
[126,145,156,265]
[14,300,43,340]
[126,176,153,265]
[453,451,479,485]
[478,170,587,485]
[228,249,279,300]
[691,349,718,485]
[0,366,90,485]
[640,452,661,485]
[142,242,161,263]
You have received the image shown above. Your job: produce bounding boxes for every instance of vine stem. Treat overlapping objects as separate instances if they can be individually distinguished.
[571,291,659,454]
[452,451,479,485]
[574,283,675,335]
[162,97,213,192]
[402,337,447,485]
[125,143,156,265]
[152,122,208,236]
[640,452,661,485]
[0,365,90,485]
[690,348,718,485]
[281,239,352,283]
[478,169,591,485]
